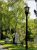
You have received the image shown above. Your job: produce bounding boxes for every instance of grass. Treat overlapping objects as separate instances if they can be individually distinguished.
[8,47,37,50]
[0,40,4,42]
[0,43,37,50]
[3,44,13,48]
[0,40,25,50]
[8,46,25,50]
[2,44,37,50]
[0,40,5,44]
[0,40,37,50]
[3,44,22,48]
[2,44,25,50]
[28,48,37,50]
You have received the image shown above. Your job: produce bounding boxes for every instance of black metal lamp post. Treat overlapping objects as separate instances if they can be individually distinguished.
[25,5,29,50]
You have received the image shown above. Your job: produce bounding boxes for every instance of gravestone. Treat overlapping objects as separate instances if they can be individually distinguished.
[13,33,20,44]
[5,38,10,44]
[15,33,20,44]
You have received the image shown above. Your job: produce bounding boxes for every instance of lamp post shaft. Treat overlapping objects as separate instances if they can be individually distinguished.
[26,14,28,50]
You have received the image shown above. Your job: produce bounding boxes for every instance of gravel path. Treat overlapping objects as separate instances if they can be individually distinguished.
[0,45,8,50]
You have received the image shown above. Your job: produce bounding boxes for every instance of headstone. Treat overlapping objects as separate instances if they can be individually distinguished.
[15,33,20,44]
[5,38,10,44]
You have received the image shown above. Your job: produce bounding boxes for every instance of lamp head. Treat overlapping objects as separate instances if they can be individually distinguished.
[34,10,37,17]
[25,5,29,15]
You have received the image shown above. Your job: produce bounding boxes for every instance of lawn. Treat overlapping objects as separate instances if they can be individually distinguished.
[0,40,25,50]
[28,48,37,50]
[0,40,5,44]
[8,48,37,50]
[2,44,25,50]
[0,40,37,50]
[3,44,37,50]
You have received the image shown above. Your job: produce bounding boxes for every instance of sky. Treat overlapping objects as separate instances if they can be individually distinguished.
[26,0,37,19]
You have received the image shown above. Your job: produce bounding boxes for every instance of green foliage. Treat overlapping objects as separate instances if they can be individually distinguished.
[0,0,25,44]
[0,0,36,47]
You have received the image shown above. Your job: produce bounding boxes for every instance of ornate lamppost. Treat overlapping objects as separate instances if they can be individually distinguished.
[25,5,29,50]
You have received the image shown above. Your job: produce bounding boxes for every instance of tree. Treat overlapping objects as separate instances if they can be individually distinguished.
[0,0,26,43]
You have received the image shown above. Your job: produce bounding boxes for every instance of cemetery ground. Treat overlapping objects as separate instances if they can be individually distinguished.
[0,40,25,50]
[0,40,37,50]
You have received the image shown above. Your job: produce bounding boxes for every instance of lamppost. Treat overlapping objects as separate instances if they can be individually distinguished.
[25,5,29,50]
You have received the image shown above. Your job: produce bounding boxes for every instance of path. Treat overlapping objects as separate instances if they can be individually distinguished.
[0,45,8,50]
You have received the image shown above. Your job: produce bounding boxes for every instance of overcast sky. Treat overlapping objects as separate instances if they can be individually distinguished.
[26,0,37,19]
